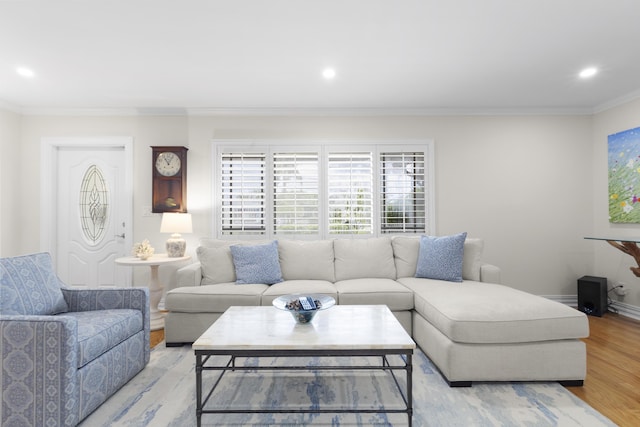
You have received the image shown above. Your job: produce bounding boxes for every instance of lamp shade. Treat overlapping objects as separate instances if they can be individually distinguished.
[160,213,193,234]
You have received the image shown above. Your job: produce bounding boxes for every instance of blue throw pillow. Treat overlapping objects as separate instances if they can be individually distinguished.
[230,241,284,285]
[0,252,69,315]
[415,232,467,282]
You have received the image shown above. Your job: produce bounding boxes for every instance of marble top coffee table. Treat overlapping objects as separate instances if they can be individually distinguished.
[193,305,416,426]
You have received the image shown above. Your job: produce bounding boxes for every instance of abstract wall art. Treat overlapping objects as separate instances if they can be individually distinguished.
[609,126,640,223]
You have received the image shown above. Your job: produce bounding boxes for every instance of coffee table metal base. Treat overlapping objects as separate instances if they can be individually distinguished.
[195,348,413,427]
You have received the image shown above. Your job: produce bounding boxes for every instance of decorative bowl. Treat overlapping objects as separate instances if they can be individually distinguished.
[272,294,335,324]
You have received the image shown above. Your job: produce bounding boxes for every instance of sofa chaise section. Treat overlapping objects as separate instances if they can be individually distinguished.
[400,278,588,386]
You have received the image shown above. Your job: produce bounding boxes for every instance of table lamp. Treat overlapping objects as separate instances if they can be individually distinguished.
[160,213,192,257]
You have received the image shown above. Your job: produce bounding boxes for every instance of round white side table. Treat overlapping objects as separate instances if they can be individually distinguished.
[115,254,190,330]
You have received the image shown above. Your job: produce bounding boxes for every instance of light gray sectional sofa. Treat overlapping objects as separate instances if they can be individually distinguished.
[165,236,589,387]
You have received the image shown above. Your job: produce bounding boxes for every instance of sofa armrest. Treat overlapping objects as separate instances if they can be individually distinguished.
[61,287,150,361]
[480,263,501,284]
[176,262,203,288]
[0,315,80,425]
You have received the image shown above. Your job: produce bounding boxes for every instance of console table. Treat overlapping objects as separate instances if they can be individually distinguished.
[584,237,640,277]
[115,254,190,330]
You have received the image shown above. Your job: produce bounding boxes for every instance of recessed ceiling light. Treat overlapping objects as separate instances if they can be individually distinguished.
[16,66,35,78]
[322,68,336,80]
[579,67,598,79]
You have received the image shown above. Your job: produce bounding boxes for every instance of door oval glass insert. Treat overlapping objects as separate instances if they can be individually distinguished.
[80,165,109,245]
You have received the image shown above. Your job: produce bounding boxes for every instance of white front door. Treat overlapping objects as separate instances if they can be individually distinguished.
[41,137,133,287]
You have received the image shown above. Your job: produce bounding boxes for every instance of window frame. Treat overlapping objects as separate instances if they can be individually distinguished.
[213,140,435,240]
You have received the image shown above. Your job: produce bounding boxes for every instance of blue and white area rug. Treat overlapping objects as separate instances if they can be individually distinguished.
[80,344,614,426]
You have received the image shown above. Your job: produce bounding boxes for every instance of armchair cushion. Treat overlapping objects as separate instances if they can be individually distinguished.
[65,309,143,368]
[0,252,68,315]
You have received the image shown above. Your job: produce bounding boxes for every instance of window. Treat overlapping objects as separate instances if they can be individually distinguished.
[220,152,266,235]
[215,141,434,238]
[328,152,373,235]
[380,152,425,233]
[273,152,319,235]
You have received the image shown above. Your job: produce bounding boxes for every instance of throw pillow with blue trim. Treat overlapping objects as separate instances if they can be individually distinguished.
[230,241,283,285]
[415,232,467,282]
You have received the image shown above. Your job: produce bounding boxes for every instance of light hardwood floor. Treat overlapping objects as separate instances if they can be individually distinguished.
[566,313,640,426]
[150,313,640,426]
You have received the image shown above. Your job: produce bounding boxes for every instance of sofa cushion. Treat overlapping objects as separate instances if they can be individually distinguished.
[335,278,414,310]
[278,240,335,282]
[399,277,589,344]
[166,283,269,312]
[416,232,467,282]
[261,280,338,305]
[63,309,143,368]
[334,237,396,281]
[230,241,283,285]
[392,236,484,281]
[197,246,237,285]
[1,252,69,315]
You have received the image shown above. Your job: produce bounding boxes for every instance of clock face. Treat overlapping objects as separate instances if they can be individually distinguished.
[155,152,181,176]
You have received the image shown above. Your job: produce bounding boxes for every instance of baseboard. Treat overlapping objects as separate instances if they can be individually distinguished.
[545,294,577,306]
[607,300,640,320]
[544,294,640,321]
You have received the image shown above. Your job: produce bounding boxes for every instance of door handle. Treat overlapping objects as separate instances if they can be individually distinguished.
[114,233,125,239]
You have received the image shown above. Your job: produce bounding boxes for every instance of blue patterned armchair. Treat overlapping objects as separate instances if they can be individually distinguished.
[1,252,150,426]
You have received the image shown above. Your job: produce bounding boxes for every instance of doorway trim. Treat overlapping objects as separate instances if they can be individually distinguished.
[40,136,134,267]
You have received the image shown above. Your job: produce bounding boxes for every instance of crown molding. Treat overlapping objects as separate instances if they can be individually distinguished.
[593,89,640,114]
[186,106,594,117]
[1,104,614,118]
[0,99,23,114]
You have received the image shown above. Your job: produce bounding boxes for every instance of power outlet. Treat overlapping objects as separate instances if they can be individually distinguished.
[614,283,628,297]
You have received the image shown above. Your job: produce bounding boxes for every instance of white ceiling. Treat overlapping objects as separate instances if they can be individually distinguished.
[2,0,640,115]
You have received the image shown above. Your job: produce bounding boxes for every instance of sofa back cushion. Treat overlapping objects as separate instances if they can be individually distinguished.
[278,240,335,282]
[197,246,237,285]
[0,252,69,315]
[334,237,396,281]
[392,236,484,281]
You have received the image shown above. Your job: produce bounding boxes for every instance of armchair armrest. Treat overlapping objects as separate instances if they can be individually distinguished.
[480,263,501,284]
[0,315,80,426]
[176,262,203,288]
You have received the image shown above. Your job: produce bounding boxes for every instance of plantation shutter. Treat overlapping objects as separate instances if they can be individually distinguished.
[273,152,320,235]
[220,152,266,235]
[327,152,373,235]
[380,152,426,233]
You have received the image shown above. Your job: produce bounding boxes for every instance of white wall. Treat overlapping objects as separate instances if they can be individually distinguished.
[2,112,596,299]
[592,98,640,310]
[0,109,21,256]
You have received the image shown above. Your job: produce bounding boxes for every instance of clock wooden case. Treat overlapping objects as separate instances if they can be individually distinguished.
[151,146,188,213]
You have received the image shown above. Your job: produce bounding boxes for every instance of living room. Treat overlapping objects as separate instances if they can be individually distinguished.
[2,1,640,425]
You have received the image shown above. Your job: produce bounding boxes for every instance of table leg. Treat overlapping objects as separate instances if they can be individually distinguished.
[148,265,165,330]
[407,353,413,427]
[196,354,202,427]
